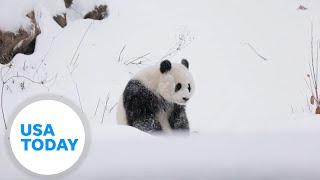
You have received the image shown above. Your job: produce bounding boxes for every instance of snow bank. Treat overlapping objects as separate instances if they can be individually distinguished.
[2,128,320,179]
[0,0,36,32]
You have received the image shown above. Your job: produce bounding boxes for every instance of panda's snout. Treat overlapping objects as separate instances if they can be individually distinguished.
[182,97,189,102]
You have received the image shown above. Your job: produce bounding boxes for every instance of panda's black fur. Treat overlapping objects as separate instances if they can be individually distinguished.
[122,79,189,133]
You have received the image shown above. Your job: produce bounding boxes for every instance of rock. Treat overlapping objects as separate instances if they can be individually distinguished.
[84,5,108,20]
[53,13,67,28]
[0,11,40,64]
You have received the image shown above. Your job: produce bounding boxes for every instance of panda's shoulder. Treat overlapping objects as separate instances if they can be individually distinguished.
[124,79,145,92]
[123,79,161,109]
[133,65,158,79]
[132,65,160,90]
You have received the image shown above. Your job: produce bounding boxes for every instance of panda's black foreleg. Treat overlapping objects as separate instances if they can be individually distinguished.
[131,116,162,132]
[168,104,190,131]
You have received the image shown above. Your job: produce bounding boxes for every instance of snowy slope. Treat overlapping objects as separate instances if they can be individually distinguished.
[1,0,320,179]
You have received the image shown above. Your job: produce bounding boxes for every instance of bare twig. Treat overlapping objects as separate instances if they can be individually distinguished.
[93,98,101,117]
[101,93,110,124]
[68,62,84,114]
[109,102,118,113]
[307,95,312,112]
[118,45,126,62]
[0,73,51,130]
[6,85,12,93]
[245,43,268,61]
[68,74,84,116]
[124,52,151,65]
[69,22,93,67]
[161,32,194,60]
[70,53,80,74]
[44,73,59,89]
[117,45,150,66]
[305,77,314,97]
[1,84,6,130]
[75,83,84,113]
[306,22,320,114]
[34,37,56,77]
[4,74,45,85]
[23,59,27,71]
[66,23,92,117]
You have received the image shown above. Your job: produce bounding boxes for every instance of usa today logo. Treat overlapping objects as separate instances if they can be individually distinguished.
[8,97,87,176]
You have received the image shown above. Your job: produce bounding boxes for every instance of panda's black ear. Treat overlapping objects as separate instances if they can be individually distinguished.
[160,60,171,73]
[181,59,189,69]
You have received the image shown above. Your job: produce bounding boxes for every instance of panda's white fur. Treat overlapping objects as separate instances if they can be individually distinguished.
[133,63,195,105]
[116,60,195,132]
[116,94,127,125]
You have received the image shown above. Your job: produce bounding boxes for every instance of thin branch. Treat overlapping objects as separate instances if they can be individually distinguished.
[75,83,84,113]
[307,95,312,112]
[23,59,27,71]
[305,76,315,97]
[44,73,59,89]
[4,74,44,85]
[161,32,194,60]
[310,22,318,101]
[108,102,118,113]
[118,45,126,62]
[0,73,51,130]
[1,84,7,130]
[6,85,12,93]
[70,53,80,74]
[34,37,56,77]
[124,52,151,65]
[101,93,110,124]
[245,43,268,61]
[305,22,320,113]
[93,98,101,117]
[69,22,93,66]
[117,45,150,66]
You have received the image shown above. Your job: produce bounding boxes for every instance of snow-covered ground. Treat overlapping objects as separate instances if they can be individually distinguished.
[1,0,320,179]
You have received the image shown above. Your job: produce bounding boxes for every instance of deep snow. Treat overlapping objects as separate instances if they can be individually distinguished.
[1,0,320,179]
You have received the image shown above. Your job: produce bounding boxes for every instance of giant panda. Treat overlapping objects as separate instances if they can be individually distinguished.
[116,59,195,133]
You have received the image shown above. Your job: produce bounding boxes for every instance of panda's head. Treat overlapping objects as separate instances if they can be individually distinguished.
[157,59,195,105]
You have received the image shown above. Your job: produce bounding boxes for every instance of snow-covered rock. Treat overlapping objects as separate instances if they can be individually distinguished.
[0,0,109,64]
[0,11,40,64]
[39,0,67,28]
[53,13,67,28]
[67,0,108,20]
[83,4,108,20]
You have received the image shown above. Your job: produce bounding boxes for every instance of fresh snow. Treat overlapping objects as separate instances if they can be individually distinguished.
[0,0,36,32]
[38,0,66,16]
[0,0,106,32]
[1,0,320,179]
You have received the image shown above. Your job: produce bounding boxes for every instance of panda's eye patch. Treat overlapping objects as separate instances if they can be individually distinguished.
[175,83,182,92]
[188,83,191,92]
